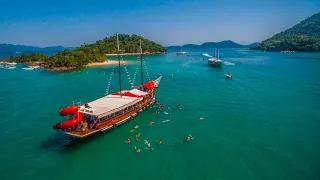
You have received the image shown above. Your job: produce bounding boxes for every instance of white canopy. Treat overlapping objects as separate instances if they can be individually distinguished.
[79,94,142,118]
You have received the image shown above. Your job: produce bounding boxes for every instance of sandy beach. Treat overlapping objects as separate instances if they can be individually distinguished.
[85,60,133,67]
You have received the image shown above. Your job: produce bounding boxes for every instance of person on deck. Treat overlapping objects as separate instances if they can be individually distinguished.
[82,121,88,132]
[76,121,83,132]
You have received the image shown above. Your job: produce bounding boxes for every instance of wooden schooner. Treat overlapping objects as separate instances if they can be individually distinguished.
[53,33,162,138]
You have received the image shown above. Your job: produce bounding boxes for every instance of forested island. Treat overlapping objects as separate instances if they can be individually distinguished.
[250,12,320,52]
[2,34,167,71]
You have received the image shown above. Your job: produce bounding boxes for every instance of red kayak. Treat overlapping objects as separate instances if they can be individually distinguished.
[59,106,78,116]
[53,112,83,129]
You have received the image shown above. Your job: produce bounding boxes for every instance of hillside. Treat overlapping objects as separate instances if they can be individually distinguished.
[167,41,258,51]
[2,34,166,71]
[250,12,320,52]
[0,44,77,53]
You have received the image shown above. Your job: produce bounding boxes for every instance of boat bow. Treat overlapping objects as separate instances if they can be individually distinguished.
[153,76,162,88]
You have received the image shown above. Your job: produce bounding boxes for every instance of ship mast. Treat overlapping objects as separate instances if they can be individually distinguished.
[116,33,122,96]
[140,39,143,85]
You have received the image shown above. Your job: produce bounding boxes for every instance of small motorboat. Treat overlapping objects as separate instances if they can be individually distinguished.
[6,66,16,69]
[177,51,187,55]
[29,65,40,68]
[22,67,35,70]
[225,72,232,79]
[6,62,17,66]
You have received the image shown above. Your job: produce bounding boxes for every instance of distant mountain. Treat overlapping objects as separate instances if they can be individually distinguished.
[167,40,258,51]
[250,12,320,52]
[0,44,77,53]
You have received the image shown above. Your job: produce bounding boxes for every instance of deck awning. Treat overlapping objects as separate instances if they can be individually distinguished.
[79,94,142,118]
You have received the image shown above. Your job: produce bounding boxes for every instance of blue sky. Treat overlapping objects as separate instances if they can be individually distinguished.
[0,0,319,47]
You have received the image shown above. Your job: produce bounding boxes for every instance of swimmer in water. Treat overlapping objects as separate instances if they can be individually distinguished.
[158,140,162,145]
[167,106,171,111]
[189,134,194,140]
[150,121,155,126]
[200,116,204,120]
[135,146,141,153]
[125,139,131,144]
[130,125,139,132]
[136,132,141,141]
[147,142,152,149]
[184,136,191,143]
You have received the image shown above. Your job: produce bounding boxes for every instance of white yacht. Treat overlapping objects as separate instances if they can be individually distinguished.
[6,62,17,66]
[208,48,223,67]
[177,47,187,55]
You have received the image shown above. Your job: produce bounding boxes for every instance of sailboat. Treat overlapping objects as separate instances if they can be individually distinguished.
[177,46,187,55]
[208,47,223,67]
[53,33,163,138]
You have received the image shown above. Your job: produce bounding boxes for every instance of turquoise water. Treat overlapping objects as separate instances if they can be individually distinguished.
[1,49,320,180]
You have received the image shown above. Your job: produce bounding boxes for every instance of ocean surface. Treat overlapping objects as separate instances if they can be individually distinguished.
[0,49,320,180]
